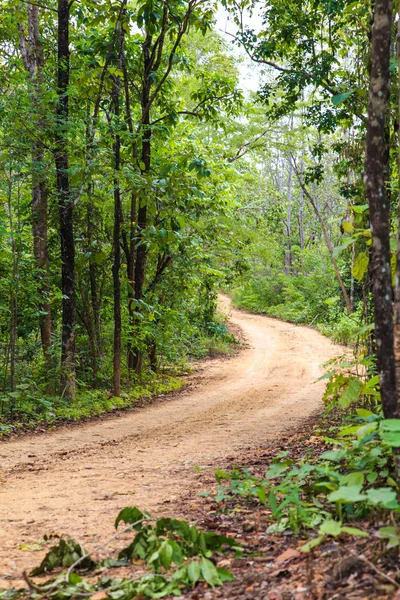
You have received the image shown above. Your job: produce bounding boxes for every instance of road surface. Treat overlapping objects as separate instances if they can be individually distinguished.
[0,295,340,578]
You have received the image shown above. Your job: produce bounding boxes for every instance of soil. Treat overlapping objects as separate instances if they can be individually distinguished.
[0,295,341,584]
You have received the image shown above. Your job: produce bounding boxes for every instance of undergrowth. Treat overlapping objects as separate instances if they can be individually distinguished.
[0,507,241,599]
[0,376,183,438]
[231,248,364,346]
[211,354,400,554]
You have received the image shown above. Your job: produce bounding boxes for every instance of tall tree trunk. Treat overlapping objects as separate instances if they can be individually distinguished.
[7,176,17,394]
[364,0,396,418]
[284,159,293,275]
[121,53,138,372]
[394,17,400,411]
[56,0,76,399]
[18,6,52,363]
[126,193,137,372]
[112,60,122,396]
[32,143,52,362]
[132,34,152,375]
[86,186,101,383]
[293,163,353,314]
[298,156,306,276]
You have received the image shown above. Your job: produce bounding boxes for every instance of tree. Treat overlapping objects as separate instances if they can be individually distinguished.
[18,5,52,365]
[364,0,397,418]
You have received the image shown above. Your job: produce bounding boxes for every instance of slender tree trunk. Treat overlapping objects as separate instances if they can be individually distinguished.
[364,0,396,418]
[32,142,52,361]
[7,177,17,394]
[298,157,306,276]
[127,193,137,372]
[293,163,353,314]
[56,0,76,399]
[350,243,355,312]
[18,6,52,363]
[284,159,293,275]
[122,53,138,372]
[86,188,101,383]
[132,35,152,375]
[112,65,122,396]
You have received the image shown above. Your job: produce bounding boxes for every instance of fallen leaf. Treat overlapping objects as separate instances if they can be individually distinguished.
[275,548,300,563]
[91,592,109,600]
[19,543,43,552]
[217,559,232,568]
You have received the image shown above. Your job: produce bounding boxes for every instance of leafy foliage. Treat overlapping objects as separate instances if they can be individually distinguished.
[2,507,239,599]
[213,399,400,551]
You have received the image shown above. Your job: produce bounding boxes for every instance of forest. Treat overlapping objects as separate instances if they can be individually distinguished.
[2,0,400,598]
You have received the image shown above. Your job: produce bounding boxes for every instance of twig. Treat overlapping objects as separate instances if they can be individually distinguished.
[350,550,400,588]
[23,571,60,593]
[65,518,145,581]
[23,518,146,595]
[18,0,57,13]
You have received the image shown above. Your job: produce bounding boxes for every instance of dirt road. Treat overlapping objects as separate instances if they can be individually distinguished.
[0,296,340,577]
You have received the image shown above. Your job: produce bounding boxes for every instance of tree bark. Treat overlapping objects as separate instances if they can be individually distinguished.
[18,6,52,363]
[112,55,122,396]
[56,0,76,399]
[394,17,400,411]
[131,33,152,375]
[6,176,17,394]
[364,0,396,418]
[284,159,293,275]
[121,51,138,372]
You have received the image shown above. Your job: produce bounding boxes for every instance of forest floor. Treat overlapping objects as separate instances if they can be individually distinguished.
[0,295,340,592]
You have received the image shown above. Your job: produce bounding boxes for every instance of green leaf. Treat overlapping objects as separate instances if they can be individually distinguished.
[352,252,369,282]
[324,296,340,306]
[338,379,362,409]
[216,567,234,582]
[381,419,400,431]
[378,526,400,548]
[341,472,364,487]
[389,57,398,72]
[188,560,201,584]
[328,485,367,503]
[351,204,369,214]
[265,462,288,479]
[200,557,221,587]
[356,408,376,417]
[380,420,400,446]
[380,432,400,446]
[115,507,144,530]
[366,472,378,484]
[331,89,355,105]
[159,541,174,569]
[68,573,83,584]
[319,519,342,537]
[319,449,345,462]
[301,536,324,553]
[365,487,398,509]
[355,422,378,439]
[257,486,267,506]
[340,526,368,537]
[333,237,355,258]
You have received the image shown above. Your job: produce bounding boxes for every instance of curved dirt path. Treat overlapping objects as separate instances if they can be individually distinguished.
[0,295,341,578]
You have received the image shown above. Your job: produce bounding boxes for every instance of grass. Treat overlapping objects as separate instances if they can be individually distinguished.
[0,375,184,438]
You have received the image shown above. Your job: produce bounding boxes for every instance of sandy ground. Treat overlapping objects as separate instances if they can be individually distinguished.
[0,295,341,579]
